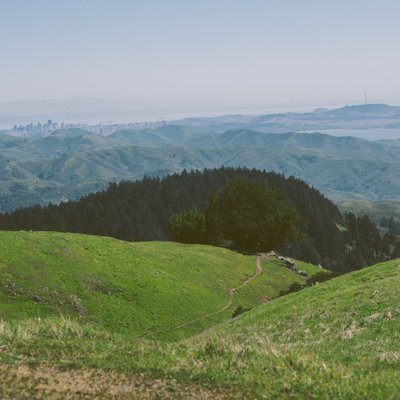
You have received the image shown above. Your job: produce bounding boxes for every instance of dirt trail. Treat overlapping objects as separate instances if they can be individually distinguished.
[174,254,264,329]
[145,254,264,337]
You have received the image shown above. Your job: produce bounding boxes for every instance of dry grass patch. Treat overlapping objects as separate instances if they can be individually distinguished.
[0,364,239,400]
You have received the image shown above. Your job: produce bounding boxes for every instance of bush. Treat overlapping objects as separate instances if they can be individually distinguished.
[168,208,206,244]
[231,305,251,318]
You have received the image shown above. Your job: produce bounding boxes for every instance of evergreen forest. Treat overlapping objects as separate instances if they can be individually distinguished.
[1,167,397,272]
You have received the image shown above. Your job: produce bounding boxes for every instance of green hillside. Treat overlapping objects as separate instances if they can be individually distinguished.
[339,199,400,223]
[2,127,400,212]
[0,231,321,341]
[187,258,400,398]
[0,142,233,211]
[1,243,399,398]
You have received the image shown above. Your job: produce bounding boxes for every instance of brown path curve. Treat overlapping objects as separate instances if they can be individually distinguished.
[173,254,264,329]
[143,254,265,338]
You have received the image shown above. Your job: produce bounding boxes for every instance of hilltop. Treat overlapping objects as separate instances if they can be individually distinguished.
[1,247,399,398]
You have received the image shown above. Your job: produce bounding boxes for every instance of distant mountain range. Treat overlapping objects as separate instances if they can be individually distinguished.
[2,99,400,134]
[173,103,400,135]
[1,104,400,213]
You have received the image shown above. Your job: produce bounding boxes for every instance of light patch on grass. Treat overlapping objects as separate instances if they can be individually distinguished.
[0,364,237,400]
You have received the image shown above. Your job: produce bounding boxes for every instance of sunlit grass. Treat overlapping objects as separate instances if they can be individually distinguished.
[1,258,399,398]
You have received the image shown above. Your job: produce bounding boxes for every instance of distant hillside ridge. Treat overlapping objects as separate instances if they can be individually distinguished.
[2,121,400,212]
[1,167,398,272]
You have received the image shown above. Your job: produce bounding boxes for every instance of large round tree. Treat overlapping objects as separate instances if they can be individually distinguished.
[205,177,301,250]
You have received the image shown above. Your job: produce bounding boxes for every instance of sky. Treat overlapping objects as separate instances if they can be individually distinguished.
[1,0,400,108]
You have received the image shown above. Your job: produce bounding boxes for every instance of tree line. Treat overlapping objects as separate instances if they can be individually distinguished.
[0,167,398,272]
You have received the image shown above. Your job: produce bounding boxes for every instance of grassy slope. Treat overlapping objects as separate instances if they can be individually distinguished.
[0,260,400,399]
[0,231,321,341]
[1,231,399,398]
[1,257,399,398]
[186,258,400,398]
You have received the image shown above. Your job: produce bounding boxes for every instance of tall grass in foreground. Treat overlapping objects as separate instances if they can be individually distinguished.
[1,258,400,399]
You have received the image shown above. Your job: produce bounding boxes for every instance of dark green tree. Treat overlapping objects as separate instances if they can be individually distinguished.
[205,178,302,250]
[168,208,206,244]
[392,241,400,258]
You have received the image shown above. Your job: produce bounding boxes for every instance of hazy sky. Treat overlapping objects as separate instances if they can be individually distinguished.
[1,0,400,107]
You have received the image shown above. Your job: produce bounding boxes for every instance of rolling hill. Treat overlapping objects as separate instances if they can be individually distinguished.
[0,230,322,341]
[0,234,399,398]
[2,121,400,212]
[179,257,400,398]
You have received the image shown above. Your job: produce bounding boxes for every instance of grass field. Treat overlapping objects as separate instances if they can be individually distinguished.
[1,231,399,398]
[0,231,321,341]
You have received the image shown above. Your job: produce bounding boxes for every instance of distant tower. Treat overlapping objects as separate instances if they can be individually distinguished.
[364,92,368,105]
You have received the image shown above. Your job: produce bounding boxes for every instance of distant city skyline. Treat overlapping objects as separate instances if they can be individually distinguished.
[1,1,400,107]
